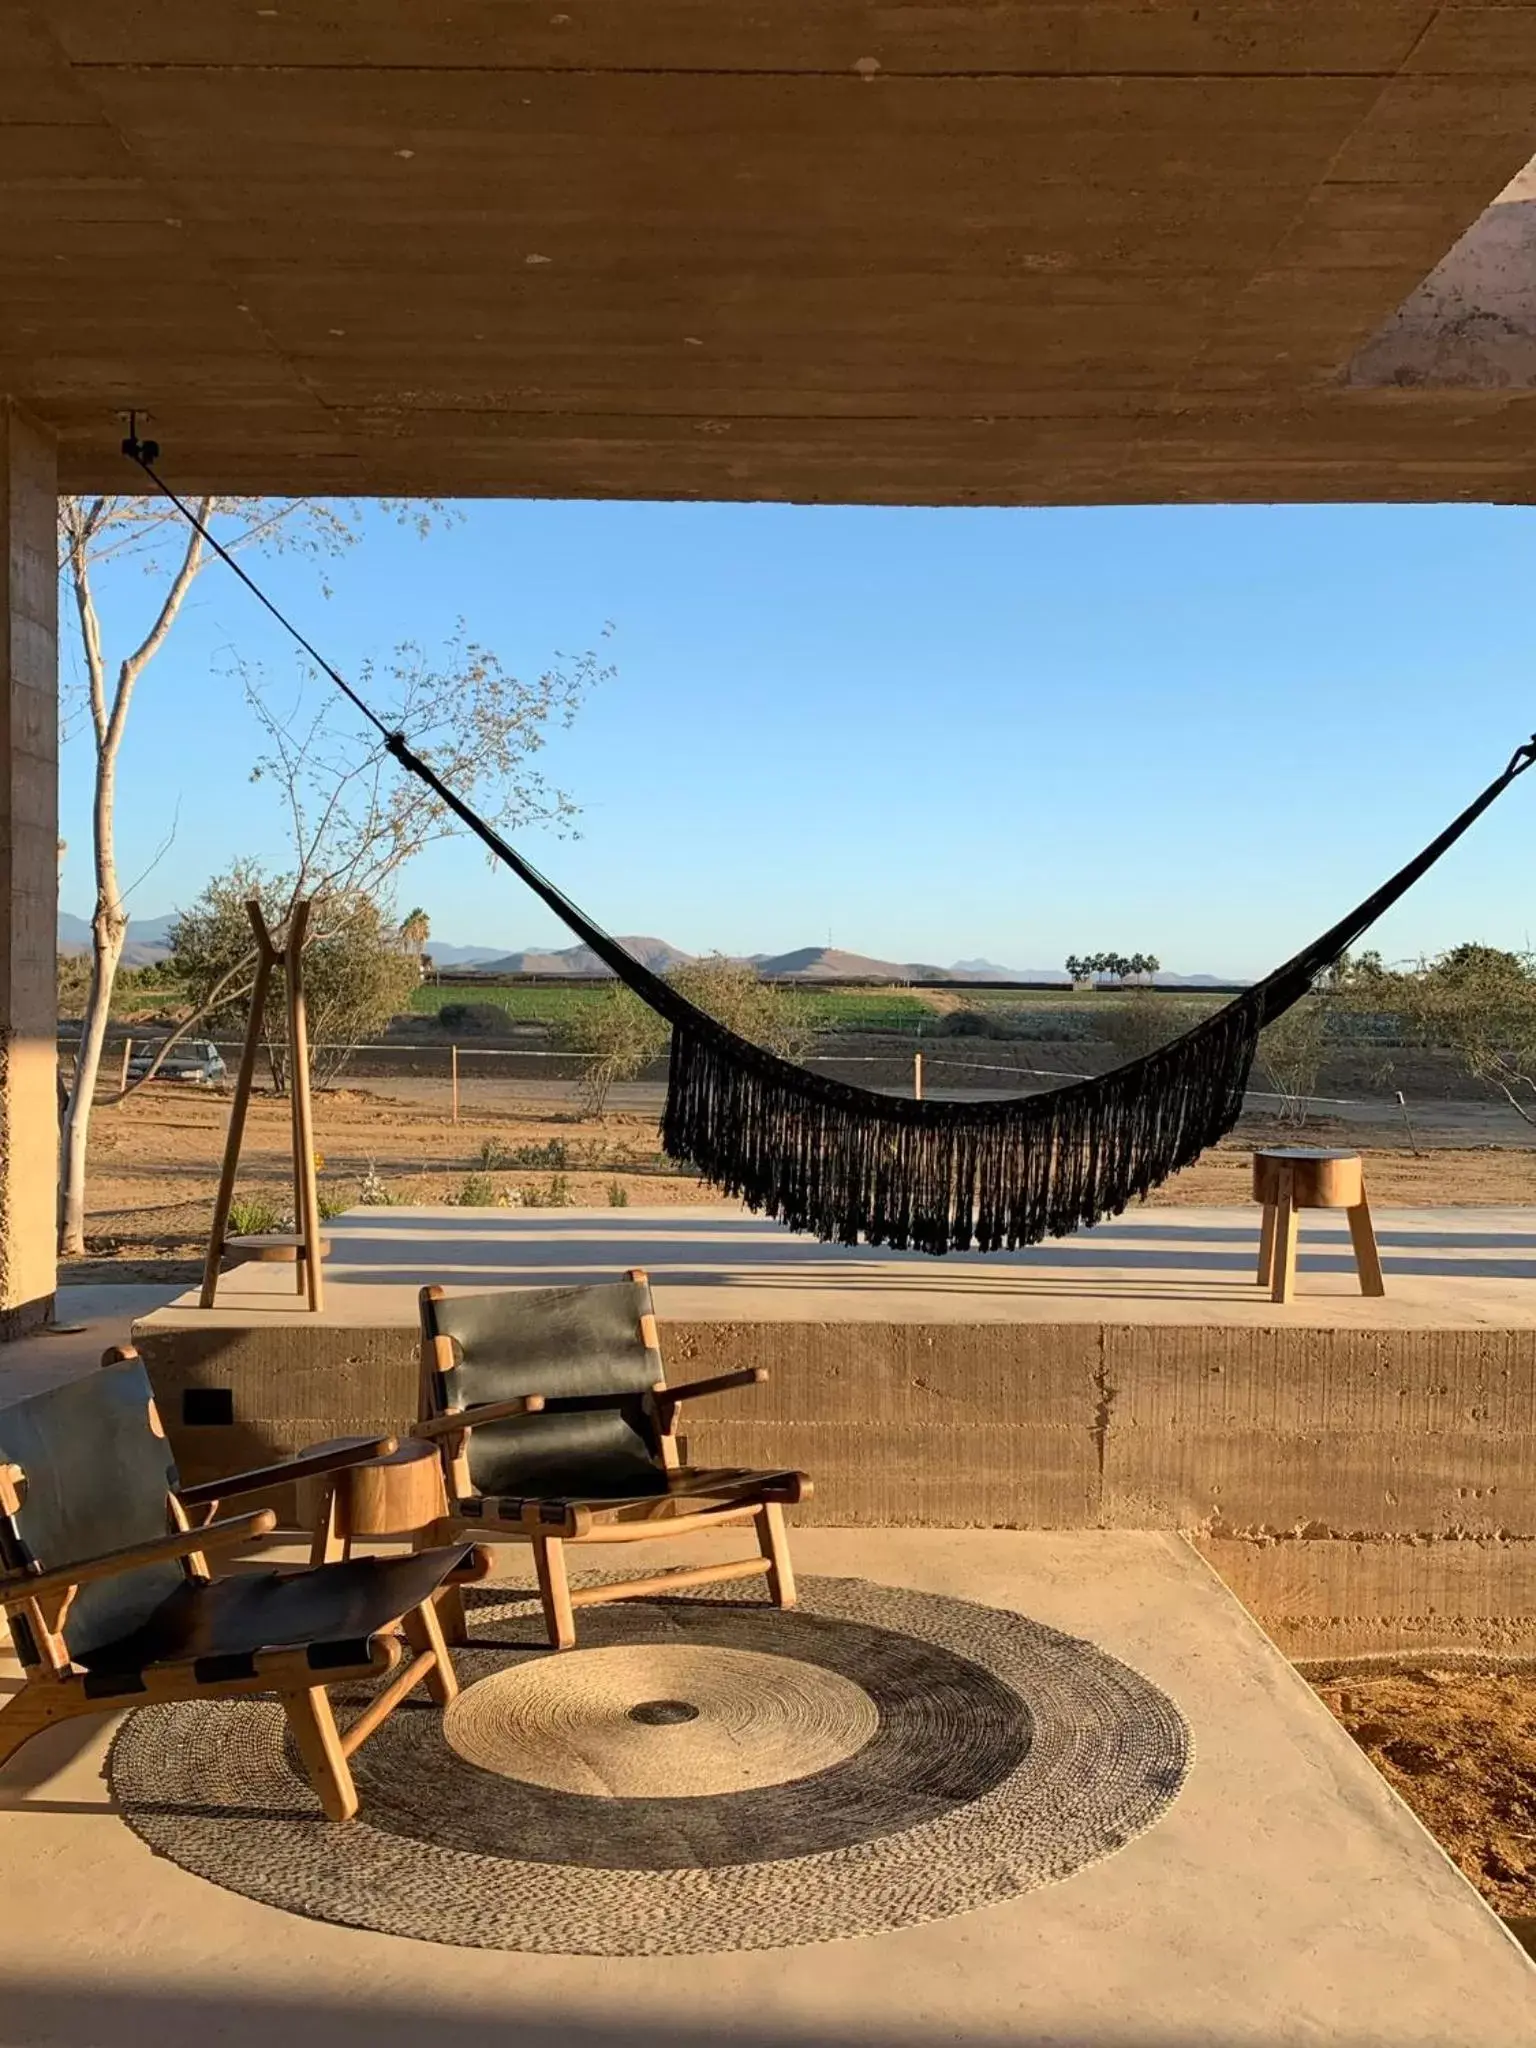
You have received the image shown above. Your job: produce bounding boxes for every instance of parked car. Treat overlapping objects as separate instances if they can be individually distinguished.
[126,1038,227,1086]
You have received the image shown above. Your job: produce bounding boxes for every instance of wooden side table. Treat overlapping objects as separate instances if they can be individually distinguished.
[1253,1146,1385,1305]
[296,1437,448,1565]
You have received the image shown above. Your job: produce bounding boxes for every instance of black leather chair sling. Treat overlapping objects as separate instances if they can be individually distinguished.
[417,1270,810,1649]
[0,1349,480,1821]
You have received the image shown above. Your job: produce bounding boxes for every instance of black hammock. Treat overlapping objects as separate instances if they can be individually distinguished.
[125,435,1536,1256]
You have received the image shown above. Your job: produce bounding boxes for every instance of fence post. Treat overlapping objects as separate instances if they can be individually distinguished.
[451,1043,460,1124]
[118,1038,131,1093]
[913,1050,923,1101]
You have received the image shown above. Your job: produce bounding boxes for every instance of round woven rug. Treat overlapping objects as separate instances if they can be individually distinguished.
[107,1574,1191,1953]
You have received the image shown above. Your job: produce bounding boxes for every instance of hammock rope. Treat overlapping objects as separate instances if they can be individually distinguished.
[122,432,1536,1254]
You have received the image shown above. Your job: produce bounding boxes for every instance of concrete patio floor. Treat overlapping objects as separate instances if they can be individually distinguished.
[150,1202,1536,1332]
[0,1528,1530,2046]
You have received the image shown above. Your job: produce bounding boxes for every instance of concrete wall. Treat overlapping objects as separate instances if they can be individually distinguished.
[134,1311,1536,1658]
[0,406,57,1335]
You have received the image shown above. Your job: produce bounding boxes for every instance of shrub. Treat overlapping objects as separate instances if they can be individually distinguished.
[316,1186,350,1221]
[607,1180,630,1207]
[438,1000,510,1036]
[937,1008,1000,1038]
[451,1172,500,1206]
[520,1172,571,1209]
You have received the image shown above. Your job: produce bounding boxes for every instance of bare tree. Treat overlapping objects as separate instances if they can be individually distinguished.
[57,494,356,1254]
[57,494,611,1253]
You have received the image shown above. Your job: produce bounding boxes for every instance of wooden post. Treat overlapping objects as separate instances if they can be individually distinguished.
[117,1038,131,1093]
[451,1042,459,1124]
[286,902,325,1314]
[913,1051,923,1101]
[199,902,280,1309]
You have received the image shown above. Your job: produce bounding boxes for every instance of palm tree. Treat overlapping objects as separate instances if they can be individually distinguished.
[400,906,431,976]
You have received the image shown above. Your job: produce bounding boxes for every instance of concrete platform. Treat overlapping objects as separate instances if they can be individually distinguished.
[145,1201,1536,1330]
[125,1204,1536,1658]
[0,1530,1530,2045]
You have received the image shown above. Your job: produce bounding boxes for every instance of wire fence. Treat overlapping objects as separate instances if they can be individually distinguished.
[64,1031,1414,1124]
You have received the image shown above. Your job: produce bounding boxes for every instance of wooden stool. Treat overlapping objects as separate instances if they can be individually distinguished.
[1252,1147,1385,1304]
[296,1437,447,1565]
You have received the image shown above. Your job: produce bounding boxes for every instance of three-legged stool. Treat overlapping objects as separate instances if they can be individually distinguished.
[1253,1146,1385,1304]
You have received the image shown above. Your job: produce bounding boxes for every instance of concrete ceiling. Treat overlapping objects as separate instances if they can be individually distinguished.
[5,2,1536,503]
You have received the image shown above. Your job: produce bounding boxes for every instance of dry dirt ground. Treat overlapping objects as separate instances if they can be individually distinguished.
[65,1073,1536,1284]
[1312,1669,1536,1936]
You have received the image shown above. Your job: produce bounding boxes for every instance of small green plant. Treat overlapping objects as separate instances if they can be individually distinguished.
[520,1172,572,1209]
[227,1194,283,1236]
[452,1172,501,1207]
[607,1180,630,1207]
[474,1137,511,1170]
[316,1186,350,1221]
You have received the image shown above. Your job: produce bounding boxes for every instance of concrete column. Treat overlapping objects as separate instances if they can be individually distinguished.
[0,404,57,1335]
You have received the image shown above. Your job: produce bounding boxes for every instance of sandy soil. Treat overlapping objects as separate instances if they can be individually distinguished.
[63,1075,1536,1286]
[1313,1669,1536,1926]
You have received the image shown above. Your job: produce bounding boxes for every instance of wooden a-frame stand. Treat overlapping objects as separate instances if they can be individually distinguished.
[201,898,326,1312]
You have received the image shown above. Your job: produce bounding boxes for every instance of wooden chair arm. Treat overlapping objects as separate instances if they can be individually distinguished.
[0,1510,277,1608]
[414,1395,547,1441]
[653,1367,768,1425]
[177,1435,397,1509]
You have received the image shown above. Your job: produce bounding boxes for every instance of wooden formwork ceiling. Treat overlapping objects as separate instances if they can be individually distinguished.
[5,2,1536,502]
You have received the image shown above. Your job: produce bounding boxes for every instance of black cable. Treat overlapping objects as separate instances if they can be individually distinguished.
[121,428,392,740]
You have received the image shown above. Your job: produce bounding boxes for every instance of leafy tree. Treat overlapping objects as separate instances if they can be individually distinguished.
[170,866,420,1089]
[1393,944,1536,1124]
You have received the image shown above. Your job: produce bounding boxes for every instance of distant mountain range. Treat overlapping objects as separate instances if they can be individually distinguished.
[58,911,178,969]
[58,914,1236,987]
[433,936,1236,987]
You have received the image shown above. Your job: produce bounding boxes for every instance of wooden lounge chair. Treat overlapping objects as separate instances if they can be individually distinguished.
[417,1271,811,1649]
[0,1347,480,1821]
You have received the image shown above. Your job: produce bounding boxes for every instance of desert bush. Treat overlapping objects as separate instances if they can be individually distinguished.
[667,956,814,1061]
[937,1008,1001,1039]
[1097,992,1203,1065]
[520,1173,572,1209]
[554,983,670,1117]
[607,1180,630,1207]
[507,1138,569,1170]
[451,1172,501,1207]
[356,1161,396,1206]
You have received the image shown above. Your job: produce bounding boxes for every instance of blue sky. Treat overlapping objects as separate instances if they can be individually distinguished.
[60,497,1536,980]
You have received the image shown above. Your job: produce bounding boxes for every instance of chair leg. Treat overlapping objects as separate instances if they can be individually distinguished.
[532,1533,577,1650]
[756,1500,797,1609]
[435,1581,470,1647]
[1347,1193,1386,1298]
[402,1598,459,1707]
[1256,1202,1277,1287]
[0,1685,72,1770]
[282,1685,359,1822]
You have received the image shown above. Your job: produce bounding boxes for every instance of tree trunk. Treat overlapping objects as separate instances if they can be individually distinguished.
[59,910,125,1255]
